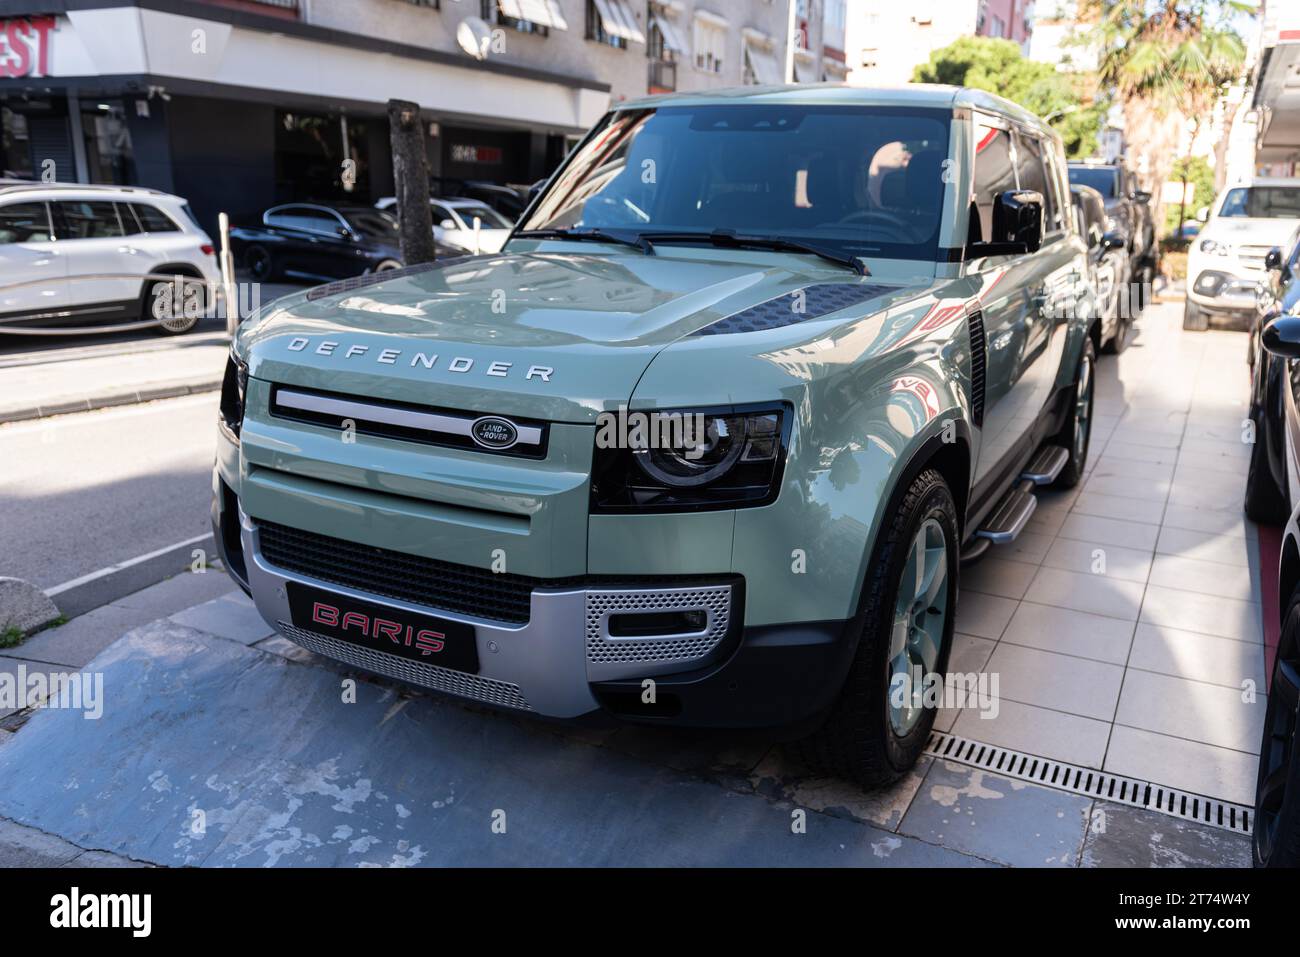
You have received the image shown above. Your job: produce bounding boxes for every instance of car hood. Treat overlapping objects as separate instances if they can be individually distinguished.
[1199,217,1300,248]
[238,248,923,423]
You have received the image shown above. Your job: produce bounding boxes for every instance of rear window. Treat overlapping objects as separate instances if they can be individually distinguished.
[1219,187,1300,219]
[54,201,123,239]
[1068,166,1119,198]
[131,203,181,233]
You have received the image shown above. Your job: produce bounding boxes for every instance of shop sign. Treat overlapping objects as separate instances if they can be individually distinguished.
[450,144,504,165]
[0,16,57,79]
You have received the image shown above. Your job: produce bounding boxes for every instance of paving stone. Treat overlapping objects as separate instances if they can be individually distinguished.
[1080,803,1251,868]
[0,657,85,719]
[900,759,1092,867]
[110,571,238,618]
[0,817,82,867]
[66,849,155,868]
[4,603,147,669]
[170,593,274,645]
[748,749,932,831]
[0,622,989,867]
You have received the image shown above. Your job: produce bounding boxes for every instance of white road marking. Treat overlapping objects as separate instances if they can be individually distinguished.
[44,532,214,597]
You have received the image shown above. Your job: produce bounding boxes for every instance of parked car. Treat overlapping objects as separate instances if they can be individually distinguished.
[1246,309,1300,866]
[1071,183,1133,353]
[374,196,513,253]
[213,86,1097,786]
[1185,178,1300,331]
[0,181,220,336]
[428,176,530,220]
[1067,160,1157,287]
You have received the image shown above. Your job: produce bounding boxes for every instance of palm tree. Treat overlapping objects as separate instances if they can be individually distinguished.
[1079,0,1250,231]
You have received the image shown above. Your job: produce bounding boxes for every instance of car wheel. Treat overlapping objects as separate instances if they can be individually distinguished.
[1183,299,1209,331]
[245,245,275,282]
[1254,593,1300,868]
[1244,404,1290,524]
[1102,316,1130,355]
[374,259,402,272]
[1051,336,1095,488]
[793,468,958,787]
[143,275,200,336]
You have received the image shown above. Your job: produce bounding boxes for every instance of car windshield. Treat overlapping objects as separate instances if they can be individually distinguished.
[1218,187,1300,219]
[1067,166,1119,198]
[519,104,953,261]
[346,210,400,240]
[451,203,512,229]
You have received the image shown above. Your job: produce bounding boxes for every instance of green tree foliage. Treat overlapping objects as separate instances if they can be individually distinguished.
[1163,155,1215,234]
[912,36,1106,158]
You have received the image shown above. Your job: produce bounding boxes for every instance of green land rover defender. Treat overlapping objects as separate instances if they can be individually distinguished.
[213,85,1098,785]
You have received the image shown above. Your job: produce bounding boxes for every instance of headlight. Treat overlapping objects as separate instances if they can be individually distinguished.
[219,351,248,438]
[1199,238,1231,256]
[591,404,790,512]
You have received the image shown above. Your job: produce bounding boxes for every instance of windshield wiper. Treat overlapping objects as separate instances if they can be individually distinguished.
[512,228,655,256]
[640,229,871,276]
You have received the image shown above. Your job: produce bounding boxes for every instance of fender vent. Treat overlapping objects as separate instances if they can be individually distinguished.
[695,283,893,336]
[304,256,474,301]
[926,731,1253,835]
[966,304,987,427]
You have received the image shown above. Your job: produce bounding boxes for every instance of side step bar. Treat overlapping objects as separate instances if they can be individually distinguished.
[960,445,1068,564]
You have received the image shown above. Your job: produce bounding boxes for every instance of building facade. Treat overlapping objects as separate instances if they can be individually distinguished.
[0,0,812,237]
[846,0,1033,87]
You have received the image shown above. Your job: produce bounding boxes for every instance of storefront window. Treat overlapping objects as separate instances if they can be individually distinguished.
[275,110,372,202]
[83,101,136,185]
[1,107,33,179]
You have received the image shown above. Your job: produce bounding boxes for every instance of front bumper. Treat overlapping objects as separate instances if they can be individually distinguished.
[211,476,851,729]
[1187,263,1263,312]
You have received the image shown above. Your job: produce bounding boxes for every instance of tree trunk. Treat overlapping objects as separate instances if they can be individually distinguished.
[387,99,436,267]
[1123,98,1182,239]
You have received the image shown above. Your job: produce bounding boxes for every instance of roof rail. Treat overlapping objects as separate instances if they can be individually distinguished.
[0,180,169,197]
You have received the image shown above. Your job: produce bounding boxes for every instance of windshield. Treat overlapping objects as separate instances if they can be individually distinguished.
[1067,166,1119,198]
[1218,187,1300,219]
[346,210,400,240]
[520,104,953,261]
[451,203,512,229]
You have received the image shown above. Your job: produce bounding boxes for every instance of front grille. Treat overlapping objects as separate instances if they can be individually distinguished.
[279,621,532,711]
[258,520,551,624]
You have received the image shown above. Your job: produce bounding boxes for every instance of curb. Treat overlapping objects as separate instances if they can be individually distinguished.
[0,578,60,636]
[0,377,223,425]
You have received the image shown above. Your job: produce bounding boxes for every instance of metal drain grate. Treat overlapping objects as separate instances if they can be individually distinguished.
[925,731,1253,835]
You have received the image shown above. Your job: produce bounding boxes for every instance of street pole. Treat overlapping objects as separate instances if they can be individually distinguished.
[218,212,238,336]
[387,98,436,266]
[784,0,797,83]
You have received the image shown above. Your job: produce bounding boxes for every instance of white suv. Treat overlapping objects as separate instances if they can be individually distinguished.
[0,182,222,336]
[1186,177,1300,330]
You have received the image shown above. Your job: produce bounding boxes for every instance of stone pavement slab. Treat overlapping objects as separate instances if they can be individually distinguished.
[1079,803,1252,868]
[0,622,989,868]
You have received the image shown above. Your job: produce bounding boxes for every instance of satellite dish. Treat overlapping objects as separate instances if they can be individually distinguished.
[457,17,492,61]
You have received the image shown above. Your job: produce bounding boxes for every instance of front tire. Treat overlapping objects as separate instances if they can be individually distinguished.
[1184,299,1209,331]
[1254,593,1300,867]
[1051,336,1095,488]
[1244,404,1289,524]
[794,468,959,787]
[143,275,200,336]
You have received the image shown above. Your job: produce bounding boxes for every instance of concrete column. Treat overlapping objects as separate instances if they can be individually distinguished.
[67,90,90,183]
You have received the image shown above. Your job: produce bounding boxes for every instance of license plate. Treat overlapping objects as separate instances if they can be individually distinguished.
[287,581,479,674]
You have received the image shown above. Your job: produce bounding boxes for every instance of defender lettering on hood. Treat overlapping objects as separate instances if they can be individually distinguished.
[283,335,555,383]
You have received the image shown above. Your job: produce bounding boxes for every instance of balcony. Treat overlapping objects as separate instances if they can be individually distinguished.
[648,59,677,93]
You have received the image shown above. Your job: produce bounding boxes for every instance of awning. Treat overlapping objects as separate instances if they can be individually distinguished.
[744,41,783,86]
[593,0,646,44]
[694,9,729,30]
[499,0,569,31]
[650,11,687,53]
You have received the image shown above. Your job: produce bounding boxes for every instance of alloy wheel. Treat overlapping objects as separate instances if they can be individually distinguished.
[1255,637,1299,864]
[887,517,949,736]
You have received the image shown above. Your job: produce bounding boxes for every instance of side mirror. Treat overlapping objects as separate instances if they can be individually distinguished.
[336,226,354,240]
[1196,206,1210,223]
[1262,314,1300,358]
[1133,190,1153,204]
[1266,247,1284,272]
[967,191,1043,258]
[439,219,457,230]
[1101,231,1125,252]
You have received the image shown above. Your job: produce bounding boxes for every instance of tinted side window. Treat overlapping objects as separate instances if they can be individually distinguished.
[268,207,338,234]
[0,203,52,244]
[971,117,1016,244]
[56,201,124,239]
[1013,133,1059,233]
[132,203,180,233]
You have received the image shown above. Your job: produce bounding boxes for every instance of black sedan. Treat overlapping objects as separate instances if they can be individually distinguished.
[230,203,457,283]
[1247,284,1300,867]
[1070,183,1133,354]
